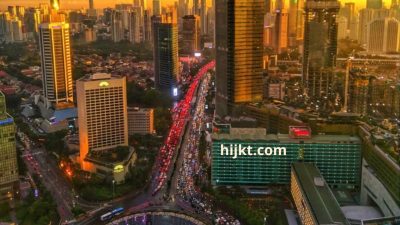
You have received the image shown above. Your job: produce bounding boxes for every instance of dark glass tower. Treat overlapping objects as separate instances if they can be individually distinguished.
[215,0,264,117]
[367,0,383,9]
[152,13,179,96]
[302,0,340,100]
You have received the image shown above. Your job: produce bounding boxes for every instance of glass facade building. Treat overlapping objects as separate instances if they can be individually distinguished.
[212,131,361,189]
[0,92,18,201]
[215,0,264,117]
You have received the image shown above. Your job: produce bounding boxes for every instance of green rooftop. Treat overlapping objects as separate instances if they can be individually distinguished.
[292,162,351,225]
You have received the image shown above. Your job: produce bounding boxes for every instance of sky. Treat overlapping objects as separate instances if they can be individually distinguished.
[0,0,393,10]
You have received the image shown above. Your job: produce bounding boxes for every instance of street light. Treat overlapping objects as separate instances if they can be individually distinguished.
[112,180,115,200]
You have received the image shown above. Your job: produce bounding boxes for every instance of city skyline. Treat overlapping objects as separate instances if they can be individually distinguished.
[0,0,214,10]
[0,0,393,10]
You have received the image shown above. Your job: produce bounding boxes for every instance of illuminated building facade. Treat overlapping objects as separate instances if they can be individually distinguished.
[39,22,74,108]
[77,73,128,170]
[211,127,361,188]
[215,0,264,117]
[0,92,18,202]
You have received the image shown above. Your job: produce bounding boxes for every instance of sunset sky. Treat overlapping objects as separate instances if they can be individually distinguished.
[0,0,393,10]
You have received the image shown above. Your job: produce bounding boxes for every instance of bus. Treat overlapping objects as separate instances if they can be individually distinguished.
[99,207,125,221]
[100,212,113,221]
[111,207,124,216]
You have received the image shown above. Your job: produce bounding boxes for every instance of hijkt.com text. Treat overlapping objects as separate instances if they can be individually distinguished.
[220,144,287,159]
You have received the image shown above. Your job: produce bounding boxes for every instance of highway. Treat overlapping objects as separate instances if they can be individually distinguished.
[74,60,217,225]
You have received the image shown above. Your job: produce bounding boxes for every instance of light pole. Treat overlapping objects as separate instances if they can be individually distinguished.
[112,180,115,200]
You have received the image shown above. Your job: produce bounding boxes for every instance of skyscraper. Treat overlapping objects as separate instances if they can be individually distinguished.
[302,0,340,100]
[153,0,161,15]
[367,17,400,53]
[89,0,94,9]
[77,73,128,169]
[182,15,200,55]
[111,10,124,42]
[152,11,180,96]
[39,22,74,108]
[200,0,207,34]
[215,0,264,117]
[0,92,18,201]
[274,8,289,53]
[128,9,141,43]
[367,0,383,9]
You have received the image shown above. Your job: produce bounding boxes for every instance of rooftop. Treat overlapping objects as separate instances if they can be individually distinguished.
[292,162,350,225]
[212,129,360,144]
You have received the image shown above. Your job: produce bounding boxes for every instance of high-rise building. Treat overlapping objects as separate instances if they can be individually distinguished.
[127,107,155,135]
[89,0,94,9]
[77,73,128,169]
[111,10,124,42]
[0,92,19,202]
[215,0,264,117]
[143,9,152,42]
[181,15,200,55]
[296,0,305,41]
[337,16,348,39]
[39,22,74,108]
[367,0,383,9]
[367,17,400,53]
[193,0,200,15]
[152,12,180,96]
[153,0,161,15]
[302,0,339,100]
[274,8,289,53]
[200,0,207,34]
[348,72,372,115]
[359,8,390,45]
[128,9,141,43]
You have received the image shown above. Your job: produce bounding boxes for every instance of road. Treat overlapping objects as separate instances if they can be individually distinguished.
[75,60,217,225]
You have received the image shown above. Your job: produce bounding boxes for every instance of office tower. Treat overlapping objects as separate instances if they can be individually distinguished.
[128,10,141,43]
[337,16,348,39]
[39,3,50,16]
[16,6,25,18]
[265,0,275,13]
[367,17,400,53]
[89,0,94,9]
[153,0,161,15]
[103,8,113,25]
[0,13,10,38]
[296,0,305,41]
[77,73,128,168]
[50,0,60,10]
[10,19,24,42]
[0,92,19,201]
[39,22,73,108]
[367,0,383,9]
[302,0,339,100]
[25,8,42,34]
[152,11,179,96]
[143,10,152,42]
[348,73,372,115]
[274,8,289,53]
[193,0,200,15]
[200,0,207,34]
[134,0,147,9]
[85,28,96,42]
[111,10,124,42]
[182,15,200,55]
[215,0,264,117]
[8,6,16,17]
[127,107,155,135]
